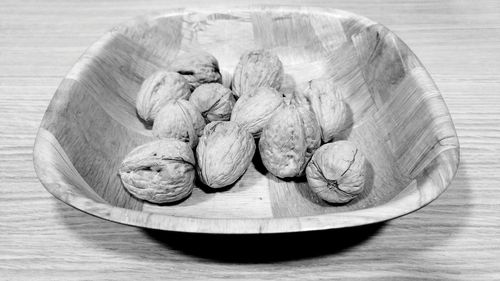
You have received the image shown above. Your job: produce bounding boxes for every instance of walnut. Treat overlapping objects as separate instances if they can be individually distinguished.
[304,79,348,143]
[189,83,235,122]
[232,49,284,98]
[230,87,284,137]
[259,96,321,178]
[295,95,323,161]
[152,100,205,148]
[196,121,256,188]
[170,51,222,90]
[118,139,195,204]
[306,141,366,204]
[136,70,191,124]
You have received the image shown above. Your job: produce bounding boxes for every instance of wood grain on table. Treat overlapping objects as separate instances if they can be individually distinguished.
[1,0,499,280]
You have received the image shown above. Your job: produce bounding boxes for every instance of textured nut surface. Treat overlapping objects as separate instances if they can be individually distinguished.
[296,97,322,161]
[136,70,191,123]
[170,51,222,90]
[259,97,321,178]
[304,79,348,143]
[118,139,196,204]
[152,100,205,148]
[189,83,235,122]
[232,49,284,98]
[196,121,256,189]
[230,87,284,137]
[306,141,366,204]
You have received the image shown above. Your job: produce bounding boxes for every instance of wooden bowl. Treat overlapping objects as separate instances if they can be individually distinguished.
[33,7,460,234]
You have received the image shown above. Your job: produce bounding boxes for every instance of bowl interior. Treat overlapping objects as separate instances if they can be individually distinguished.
[34,7,459,233]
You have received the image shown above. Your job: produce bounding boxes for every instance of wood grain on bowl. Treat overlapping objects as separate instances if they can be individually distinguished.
[33,7,459,233]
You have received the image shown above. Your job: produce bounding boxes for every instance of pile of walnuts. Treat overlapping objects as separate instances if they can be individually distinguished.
[118,50,366,205]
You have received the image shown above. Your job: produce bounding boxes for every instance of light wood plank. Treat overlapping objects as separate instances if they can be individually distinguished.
[1,0,500,280]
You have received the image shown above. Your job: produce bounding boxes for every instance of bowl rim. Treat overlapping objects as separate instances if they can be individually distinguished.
[33,6,460,234]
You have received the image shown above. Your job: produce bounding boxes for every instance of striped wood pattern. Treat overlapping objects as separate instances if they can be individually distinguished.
[32,6,459,233]
[2,1,500,280]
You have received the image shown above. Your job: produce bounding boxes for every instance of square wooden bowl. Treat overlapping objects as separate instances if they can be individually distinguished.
[33,7,460,233]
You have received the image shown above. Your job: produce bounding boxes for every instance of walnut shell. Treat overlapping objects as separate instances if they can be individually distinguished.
[170,51,222,90]
[306,141,366,204]
[295,97,322,161]
[189,83,236,122]
[259,97,321,178]
[136,70,191,123]
[304,79,348,143]
[230,87,284,138]
[118,139,195,204]
[232,49,284,98]
[152,100,205,148]
[196,121,256,189]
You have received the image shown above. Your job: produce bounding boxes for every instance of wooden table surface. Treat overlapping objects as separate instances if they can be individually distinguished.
[1,0,499,280]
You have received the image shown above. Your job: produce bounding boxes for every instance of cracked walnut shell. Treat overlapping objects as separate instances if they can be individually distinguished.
[189,83,236,122]
[136,70,191,123]
[118,139,196,204]
[170,51,222,90]
[230,87,284,138]
[259,96,321,178]
[304,79,348,143]
[152,100,205,148]
[306,141,366,204]
[196,121,256,189]
[231,49,284,98]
